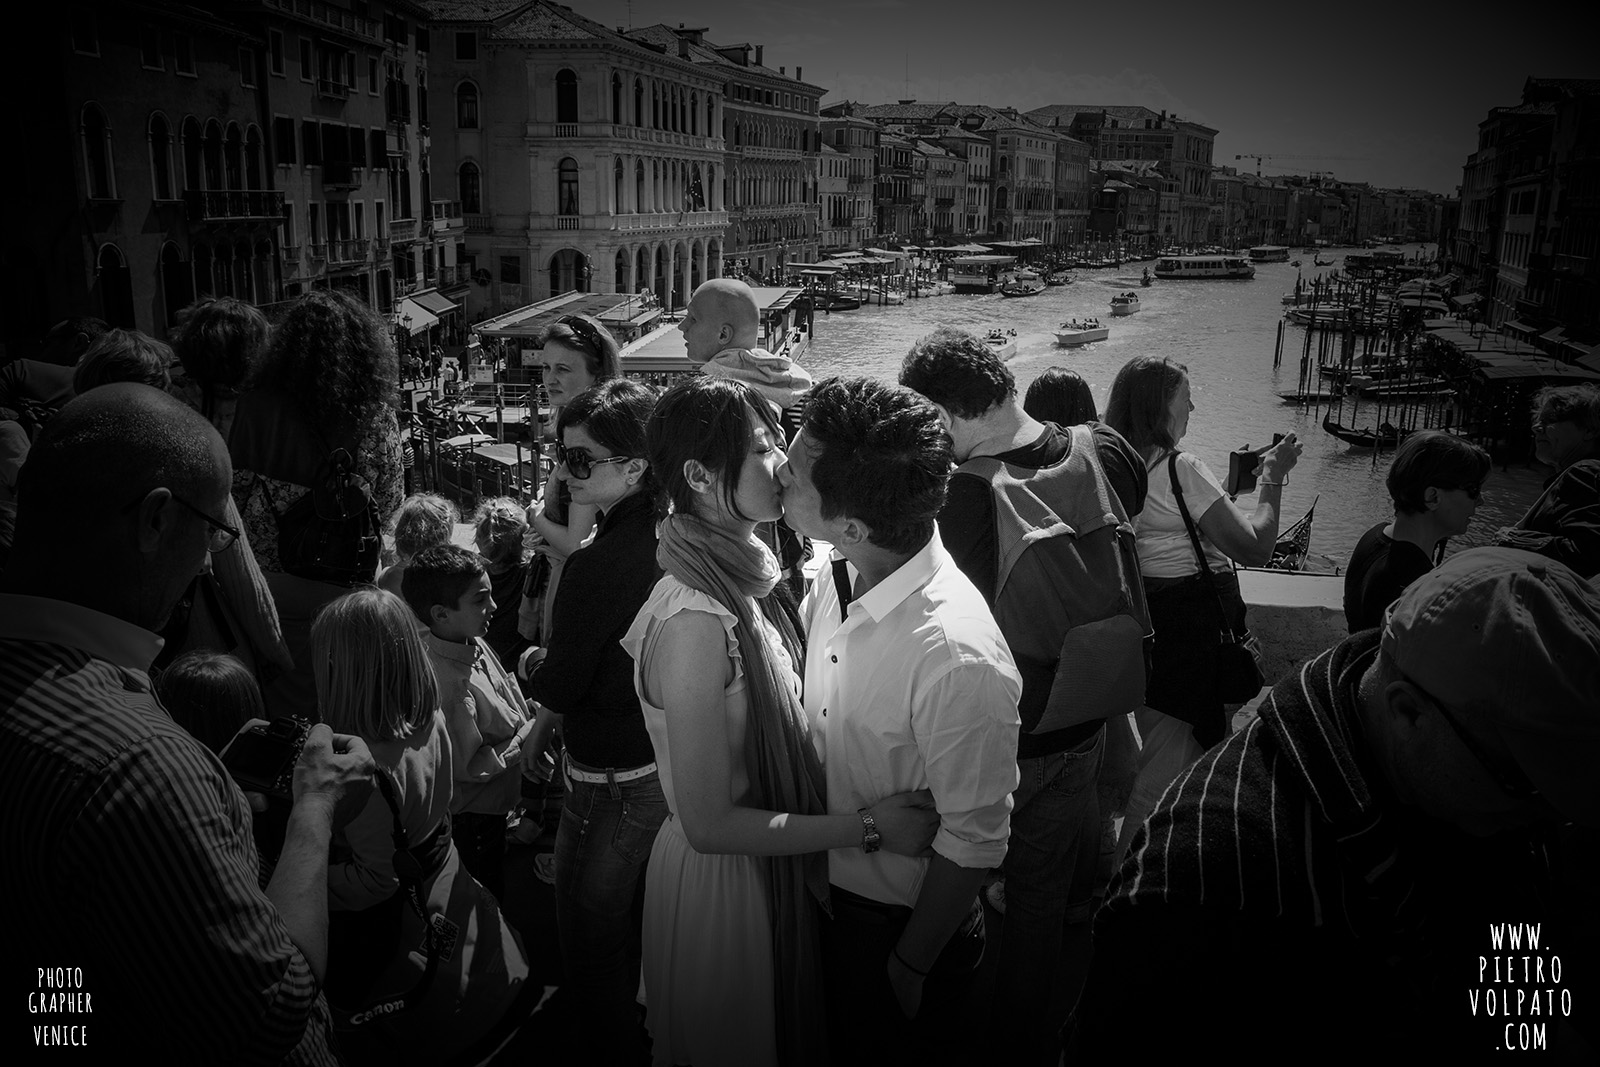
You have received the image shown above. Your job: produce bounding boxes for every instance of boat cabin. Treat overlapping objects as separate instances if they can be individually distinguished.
[951,255,1019,293]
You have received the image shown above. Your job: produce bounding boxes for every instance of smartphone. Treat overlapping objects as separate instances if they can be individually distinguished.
[1226,433,1286,496]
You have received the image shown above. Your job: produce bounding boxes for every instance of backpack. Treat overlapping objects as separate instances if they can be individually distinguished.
[958,424,1151,735]
[257,447,381,587]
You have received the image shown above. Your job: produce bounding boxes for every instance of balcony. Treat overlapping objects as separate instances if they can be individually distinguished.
[431,199,464,234]
[611,210,729,232]
[373,236,391,255]
[323,162,362,191]
[554,123,579,138]
[317,77,351,101]
[437,264,465,288]
[555,215,580,230]
[309,242,328,260]
[465,213,492,234]
[385,128,408,156]
[389,217,418,243]
[327,238,370,265]
[184,189,285,223]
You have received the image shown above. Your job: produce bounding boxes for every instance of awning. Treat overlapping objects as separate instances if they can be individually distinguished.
[395,298,438,335]
[410,290,459,316]
[1449,293,1483,308]
[1540,326,1567,343]
[1503,320,1538,337]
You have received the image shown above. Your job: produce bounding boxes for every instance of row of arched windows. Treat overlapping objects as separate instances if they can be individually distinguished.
[456,156,720,219]
[91,239,276,335]
[80,104,265,201]
[726,118,810,151]
[454,71,721,134]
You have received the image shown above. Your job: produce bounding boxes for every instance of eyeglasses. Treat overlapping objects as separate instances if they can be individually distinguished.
[1402,671,1540,800]
[554,442,631,480]
[123,492,240,553]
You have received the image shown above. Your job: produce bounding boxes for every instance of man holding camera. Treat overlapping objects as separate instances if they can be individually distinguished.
[0,384,375,1064]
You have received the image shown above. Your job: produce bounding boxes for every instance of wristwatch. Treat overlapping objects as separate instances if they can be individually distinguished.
[858,807,881,854]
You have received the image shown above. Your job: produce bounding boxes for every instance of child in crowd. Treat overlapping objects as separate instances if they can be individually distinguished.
[472,496,532,669]
[379,492,460,598]
[155,650,265,755]
[402,544,533,899]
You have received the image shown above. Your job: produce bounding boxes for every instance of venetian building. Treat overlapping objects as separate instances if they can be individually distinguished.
[420,1,727,318]
[820,108,879,250]
[819,141,851,251]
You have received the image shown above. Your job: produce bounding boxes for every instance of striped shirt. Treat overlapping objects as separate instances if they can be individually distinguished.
[0,595,336,1065]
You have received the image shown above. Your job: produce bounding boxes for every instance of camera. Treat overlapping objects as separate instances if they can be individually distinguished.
[220,716,313,801]
[1226,433,1286,497]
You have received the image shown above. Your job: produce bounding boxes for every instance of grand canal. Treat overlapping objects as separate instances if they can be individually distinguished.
[800,250,1549,567]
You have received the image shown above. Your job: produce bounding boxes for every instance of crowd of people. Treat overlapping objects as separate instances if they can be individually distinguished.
[0,281,1597,1066]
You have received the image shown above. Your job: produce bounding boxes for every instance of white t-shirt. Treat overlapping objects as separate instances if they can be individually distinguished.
[1136,450,1235,578]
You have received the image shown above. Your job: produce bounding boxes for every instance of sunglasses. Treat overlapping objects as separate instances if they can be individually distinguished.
[1401,671,1540,800]
[558,315,606,358]
[554,442,631,480]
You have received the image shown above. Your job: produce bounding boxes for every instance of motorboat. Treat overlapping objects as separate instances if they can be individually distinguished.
[1000,271,1047,298]
[1249,245,1291,263]
[1054,318,1110,346]
[1153,255,1256,279]
[813,292,860,311]
[1045,269,1074,287]
[983,328,1018,360]
[1109,292,1141,316]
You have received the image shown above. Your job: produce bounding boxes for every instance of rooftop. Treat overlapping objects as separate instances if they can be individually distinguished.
[412,0,531,22]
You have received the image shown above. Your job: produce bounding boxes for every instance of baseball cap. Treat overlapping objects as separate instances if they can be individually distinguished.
[1381,547,1600,826]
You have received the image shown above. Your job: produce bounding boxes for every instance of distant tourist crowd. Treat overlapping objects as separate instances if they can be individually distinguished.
[1,281,1597,1065]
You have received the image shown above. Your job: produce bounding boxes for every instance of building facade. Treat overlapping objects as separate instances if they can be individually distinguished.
[820,111,877,250]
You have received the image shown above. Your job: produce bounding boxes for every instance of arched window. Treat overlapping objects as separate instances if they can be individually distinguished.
[558,157,578,215]
[202,120,223,190]
[192,243,212,298]
[82,104,114,198]
[224,123,243,190]
[459,161,481,213]
[456,82,479,128]
[635,159,645,211]
[690,92,698,135]
[181,116,202,191]
[634,78,644,127]
[652,83,660,129]
[611,72,622,123]
[555,69,578,124]
[995,187,1009,212]
[96,244,134,326]
[244,125,263,190]
[149,113,173,200]
[707,96,715,136]
[159,242,190,328]
[613,157,624,214]
[678,90,687,133]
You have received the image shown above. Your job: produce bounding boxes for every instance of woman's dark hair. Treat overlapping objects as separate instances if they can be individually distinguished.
[250,289,397,433]
[898,326,1015,419]
[155,650,264,755]
[648,376,783,523]
[558,378,659,493]
[1387,430,1492,516]
[800,376,949,556]
[1024,367,1099,426]
[73,328,174,394]
[171,297,270,394]
[1106,355,1188,456]
[537,313,620,381]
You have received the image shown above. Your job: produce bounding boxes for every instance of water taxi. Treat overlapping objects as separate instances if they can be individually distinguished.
[1054,318,1110,346]
[983,328,1018,360]
[1249,245,1291,263]
[1109,292,1141,316]
[1152,255,1256,280]
[1000,271,1047,298]
[951,255,1019,294]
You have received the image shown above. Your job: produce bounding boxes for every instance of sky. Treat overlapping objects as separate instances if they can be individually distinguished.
[572,0,1597,196]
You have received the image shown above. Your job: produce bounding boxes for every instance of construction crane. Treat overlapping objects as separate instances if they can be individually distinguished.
[1234,153,1369,178]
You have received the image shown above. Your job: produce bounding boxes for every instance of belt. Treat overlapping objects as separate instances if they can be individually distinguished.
[562,752,657,786]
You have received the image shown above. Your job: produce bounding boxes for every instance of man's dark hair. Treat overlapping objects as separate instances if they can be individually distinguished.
[73,329,173,394]
[801,376,950,555]
[401,543,487,625]
[40,317,110,366]
[898,326,1016,419]
[1387,430,1492,516]
[171,297,270,391]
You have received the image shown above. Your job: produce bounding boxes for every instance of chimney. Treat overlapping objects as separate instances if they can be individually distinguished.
[679,38,689,58]
[780,66,786,76]
[796,66,802,82]
[755,44,764,66]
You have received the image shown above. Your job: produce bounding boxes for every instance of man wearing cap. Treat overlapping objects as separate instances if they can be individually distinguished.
[1070,547,1599,1060]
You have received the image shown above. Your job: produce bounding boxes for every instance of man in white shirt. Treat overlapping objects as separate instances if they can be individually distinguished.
[778,376,1021,1066]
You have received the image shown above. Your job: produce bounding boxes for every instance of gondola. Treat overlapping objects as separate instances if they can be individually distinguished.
[1266,497,1318,571]
[1321,414,1409,450]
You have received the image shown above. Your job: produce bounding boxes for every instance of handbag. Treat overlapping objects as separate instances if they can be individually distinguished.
[1167,454,1267,704]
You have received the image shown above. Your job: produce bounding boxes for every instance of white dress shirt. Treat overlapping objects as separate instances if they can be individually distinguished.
[802,532,1021,908]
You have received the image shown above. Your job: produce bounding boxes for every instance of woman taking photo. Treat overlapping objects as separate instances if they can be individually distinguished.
[521,313,620,644]
[313,588,531,1064]
[521,378,665,1064]
[1495,383,1600,579]
[1105,356,1301,866]
[624,377,937,1067]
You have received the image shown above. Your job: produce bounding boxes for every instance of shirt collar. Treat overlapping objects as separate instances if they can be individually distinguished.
[423,629,478,666]
[829,532,946,625]
[0,594,164,672]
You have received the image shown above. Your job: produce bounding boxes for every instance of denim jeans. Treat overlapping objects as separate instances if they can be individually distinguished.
[990,727,1105,1066]
[553,761,667,1064]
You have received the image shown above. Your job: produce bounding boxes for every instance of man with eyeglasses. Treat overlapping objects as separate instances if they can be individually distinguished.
[1071,547,1600,1060]
[0,384,375,1064]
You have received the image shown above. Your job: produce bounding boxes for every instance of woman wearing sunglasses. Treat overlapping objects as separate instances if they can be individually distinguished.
[1344,430,1491,633]
[523,314,621,645]
[521,378,667,1064]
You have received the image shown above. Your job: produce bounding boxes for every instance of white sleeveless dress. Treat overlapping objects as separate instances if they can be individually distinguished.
[622,576,797,1067]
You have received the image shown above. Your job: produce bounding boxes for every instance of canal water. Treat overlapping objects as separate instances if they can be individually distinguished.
[801,249,1549,569]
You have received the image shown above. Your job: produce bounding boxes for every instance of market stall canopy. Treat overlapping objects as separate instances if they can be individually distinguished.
[864,247,907,258]
[1449,293,1483,308]
[473,291,662,341]
[395,298,439,335]
[409,290,460,316]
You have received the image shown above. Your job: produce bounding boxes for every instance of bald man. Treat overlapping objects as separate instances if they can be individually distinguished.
[0,384,373,1064]
[678,278,813,429]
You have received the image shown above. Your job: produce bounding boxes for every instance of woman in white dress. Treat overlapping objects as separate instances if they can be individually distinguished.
[623,377,938,1067]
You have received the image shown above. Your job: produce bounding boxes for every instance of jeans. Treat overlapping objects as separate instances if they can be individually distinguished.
[553,760,667,1064]
[990,728,1105,1066]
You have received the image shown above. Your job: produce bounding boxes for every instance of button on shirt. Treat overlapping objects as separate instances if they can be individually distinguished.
[802,533,1022,908]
